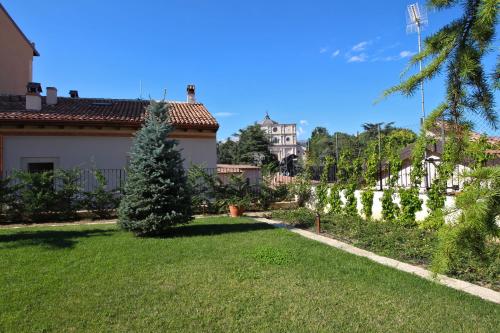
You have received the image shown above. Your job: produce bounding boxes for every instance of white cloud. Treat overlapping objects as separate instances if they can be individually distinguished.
[320,47,328,54]
[299,119,308,125]
[331,49,340,57]
[352,41,370,52]
[347,54,367,63]
[399,50,415,58]
[297,126,305,138]
[214,112,237,117]
[377,50,416,62]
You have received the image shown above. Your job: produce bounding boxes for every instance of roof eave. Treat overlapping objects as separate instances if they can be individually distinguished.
[0,118,219,131]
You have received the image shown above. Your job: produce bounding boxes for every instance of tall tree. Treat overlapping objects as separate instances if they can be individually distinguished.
[308,127,334,164]
[118,101,192,236]
[236,124,277,166]
[217,139,238,164]
[383,0,498,130]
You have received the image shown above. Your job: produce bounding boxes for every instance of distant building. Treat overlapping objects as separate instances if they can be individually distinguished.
[259,112,304,163]
[0,3,39,95]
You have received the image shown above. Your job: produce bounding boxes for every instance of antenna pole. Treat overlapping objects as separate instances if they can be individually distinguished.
[417,22,425,122]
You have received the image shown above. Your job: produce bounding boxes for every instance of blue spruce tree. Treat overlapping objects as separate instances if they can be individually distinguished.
[118,101,192,235]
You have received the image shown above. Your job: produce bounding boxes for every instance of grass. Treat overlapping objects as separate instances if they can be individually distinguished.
[0,217,499,332]
[271,209,500,290]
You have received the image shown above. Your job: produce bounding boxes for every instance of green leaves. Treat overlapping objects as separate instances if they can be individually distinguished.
[383,0,498,130]
[432,166,500,275]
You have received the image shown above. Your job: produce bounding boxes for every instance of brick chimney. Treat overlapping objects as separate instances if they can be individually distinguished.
[187,84,196,103]
[26,82,42,111]
[69,90,79,98]
[46,87,57,105]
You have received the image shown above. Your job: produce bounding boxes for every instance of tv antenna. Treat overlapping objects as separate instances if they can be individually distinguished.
[407,3,430,189]
[406,3,428,123]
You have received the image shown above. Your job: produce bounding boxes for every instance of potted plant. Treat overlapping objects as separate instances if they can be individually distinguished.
[227,195,251,217]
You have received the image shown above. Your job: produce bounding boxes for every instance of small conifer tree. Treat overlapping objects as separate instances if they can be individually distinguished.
[118,101,192,235]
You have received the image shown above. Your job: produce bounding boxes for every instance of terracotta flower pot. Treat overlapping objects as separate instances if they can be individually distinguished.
[229,205,243,217]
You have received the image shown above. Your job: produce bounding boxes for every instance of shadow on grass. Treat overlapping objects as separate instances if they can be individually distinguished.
[158,222,275,239]
[0,229,115,250]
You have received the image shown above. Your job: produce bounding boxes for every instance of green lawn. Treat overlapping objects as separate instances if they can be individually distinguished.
[0,217,498,332]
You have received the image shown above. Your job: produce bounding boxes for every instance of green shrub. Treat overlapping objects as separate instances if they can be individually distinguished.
[360,189,374,219]
[432,167,500,280]
[53,169,82,220]
[320,214,437,266]
[257,183,277,211]
[398,188,422,226]
[343,183,357,216]
[419,209,445,230]
[381,189,399,222]
[271,207,315,227]
[273,183,290,202]
[187,165,218,214]
[84,170,119,220]
[290,175,312,208]
[0,176,21,223]
[255,180,291,211]
[15,170,57,222]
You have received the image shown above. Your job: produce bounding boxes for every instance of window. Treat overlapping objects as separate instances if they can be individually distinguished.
[272,137,279,144]
[286,137,290,142]
[28,162,54,173]
[273,127,278,132]
[21,157,59,172]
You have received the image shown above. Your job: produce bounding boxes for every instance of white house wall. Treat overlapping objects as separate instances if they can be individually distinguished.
[3,136,133,170]
[3,135,217,171]
[175,137,217,170]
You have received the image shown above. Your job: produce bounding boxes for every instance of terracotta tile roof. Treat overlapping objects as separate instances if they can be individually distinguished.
[0,95,219,130]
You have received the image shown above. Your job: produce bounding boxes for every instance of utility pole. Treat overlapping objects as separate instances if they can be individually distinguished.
[335,133,339,162]
[378,124,382,191]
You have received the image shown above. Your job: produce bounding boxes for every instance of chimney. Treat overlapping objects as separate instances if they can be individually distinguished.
[26,82,42,111]
[186,84,196,103]
[46,87,57,105]
[69,90,79,98]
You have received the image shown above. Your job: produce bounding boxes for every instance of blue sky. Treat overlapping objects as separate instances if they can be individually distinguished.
[4,0,498,139]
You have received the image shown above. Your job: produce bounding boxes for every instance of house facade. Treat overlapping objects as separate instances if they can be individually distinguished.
[0,4,39,96]
[0,86,218,175]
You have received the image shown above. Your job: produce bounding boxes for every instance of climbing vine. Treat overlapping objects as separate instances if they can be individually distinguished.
[362,142,378,219]
[343,183,357,216]
[360,189,374,219]
[328,183,342,215]
[381,189,399,223]
[315,156,333,213]
[398,188,422,226]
